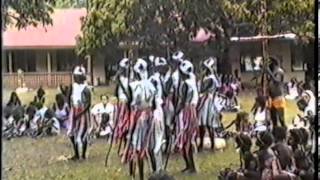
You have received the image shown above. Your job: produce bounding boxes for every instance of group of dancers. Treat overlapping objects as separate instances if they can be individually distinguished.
[100,51,228,180]
[2,50,315,180]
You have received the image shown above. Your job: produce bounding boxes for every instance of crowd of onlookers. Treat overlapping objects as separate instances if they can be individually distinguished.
[2,86,114,140]
[218,76,315,180]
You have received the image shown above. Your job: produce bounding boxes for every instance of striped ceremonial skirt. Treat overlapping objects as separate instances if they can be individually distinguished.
[68,106,90,142]
[198,94,222,128]
[114,102,130,142]
[127,108,152,161]
[175,105,198,154]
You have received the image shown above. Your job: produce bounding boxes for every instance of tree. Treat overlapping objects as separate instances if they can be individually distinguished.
[221,0,314,43]
[76,0,237,61]
[53,0,87,8]
[2,0,55,30]
[76,0,314,66]
[75,0,135,56]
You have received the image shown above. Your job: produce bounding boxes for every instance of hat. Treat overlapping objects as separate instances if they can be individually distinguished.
[119,58,130,69]
[154,57,167,66]
[179,60,193,75]
[172,51,184,62]
[203,57,217,72]
[134,58,148,77]
[73,65,86,75]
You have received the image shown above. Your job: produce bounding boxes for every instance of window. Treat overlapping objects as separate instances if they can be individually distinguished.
[56,49,79,71]
[291,44,307,71]
[240,55,263,72]
[11,50,36,72]
[239,42,262,72]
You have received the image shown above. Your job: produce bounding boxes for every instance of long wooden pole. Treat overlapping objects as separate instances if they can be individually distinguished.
[260,0,269,96]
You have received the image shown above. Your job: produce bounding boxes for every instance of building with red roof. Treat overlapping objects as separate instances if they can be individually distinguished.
[2,8,126,89]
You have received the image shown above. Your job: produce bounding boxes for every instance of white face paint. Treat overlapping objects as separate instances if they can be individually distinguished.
[172,51,184,62]
[179,60,194,75]
[134,58,148,80]
[119,58,130,69]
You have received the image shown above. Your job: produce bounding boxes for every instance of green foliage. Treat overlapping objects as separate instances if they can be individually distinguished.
[2,0,55,30]
[53,0,86,8]
[76,0,135,56]
[76,0,314,56]
[222,0,314,43]
[76,0,236,56]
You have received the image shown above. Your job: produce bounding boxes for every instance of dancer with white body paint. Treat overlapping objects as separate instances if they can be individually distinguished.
[197,57,221,151]
[68,64,91,160]
[175,60,199,173]
[121,58,155,180]
[148,57,167,173]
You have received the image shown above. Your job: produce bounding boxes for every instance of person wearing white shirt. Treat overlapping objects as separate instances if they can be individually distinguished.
[90,95,115,137]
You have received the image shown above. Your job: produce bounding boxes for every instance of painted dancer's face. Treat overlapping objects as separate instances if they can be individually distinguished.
[74,74,86,84]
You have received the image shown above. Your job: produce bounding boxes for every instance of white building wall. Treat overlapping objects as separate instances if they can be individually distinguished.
[229,40,304,84]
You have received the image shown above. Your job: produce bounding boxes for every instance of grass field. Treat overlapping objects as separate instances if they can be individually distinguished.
[2,87,299,180]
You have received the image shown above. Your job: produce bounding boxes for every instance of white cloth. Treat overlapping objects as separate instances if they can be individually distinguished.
[185,74,199,105]
[71,83,87,106]
[214,95,226,113]
[55,103,69,120]
[36,106,48,120]
[285,82,299,100]
[302,90,315,116]
[130,79,156,108]
[149,72,163,107]
[254,107,267,126]
[51,117,61,134]
[118,76,129,101]
[91,103,114,115]
[172,70,180,90]
[91,102,115,135]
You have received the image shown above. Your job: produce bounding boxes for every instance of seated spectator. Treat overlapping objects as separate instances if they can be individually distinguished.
[271,127,295,171]
[33,86,46,105]
[6,91,22,107]
[30,102,48,132]
[4,91,22,120]
[90,95,115,137]
[285,77,299,100]
[53,93,70,129]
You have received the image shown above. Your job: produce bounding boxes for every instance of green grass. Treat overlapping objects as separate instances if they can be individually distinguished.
[2,87,299,180]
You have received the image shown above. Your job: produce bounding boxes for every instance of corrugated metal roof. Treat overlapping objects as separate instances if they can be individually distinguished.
[3,9,86,49]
